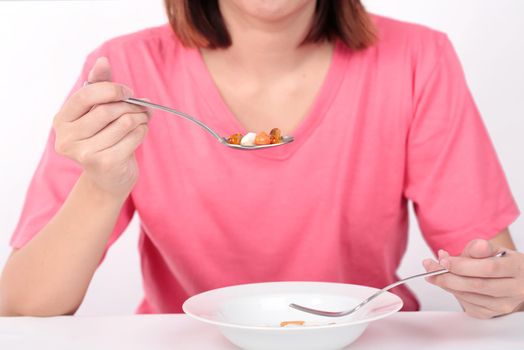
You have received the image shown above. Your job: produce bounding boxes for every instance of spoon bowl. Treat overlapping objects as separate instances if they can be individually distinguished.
[222,135,295,150]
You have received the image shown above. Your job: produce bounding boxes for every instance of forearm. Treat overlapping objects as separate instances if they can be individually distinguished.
[0,173,127,316]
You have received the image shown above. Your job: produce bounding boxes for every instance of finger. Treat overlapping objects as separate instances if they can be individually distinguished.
[438,249,450,260]
[423,258,444,273]
[430,272,517,298]
[459,299,498,320]
[59,82,134,123]
[79,112,149,153]
[87,57,112,83]
[423,259,447,286]
[461,239,495,259]
[439,251,517,278]
[445,288,518,315]
[73,102,149,140]
[96,124,148,164]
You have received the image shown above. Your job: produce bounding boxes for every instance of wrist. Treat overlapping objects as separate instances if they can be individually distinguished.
[77,173,130,206]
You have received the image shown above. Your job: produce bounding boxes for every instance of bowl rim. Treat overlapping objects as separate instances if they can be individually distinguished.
[182,281,403,331]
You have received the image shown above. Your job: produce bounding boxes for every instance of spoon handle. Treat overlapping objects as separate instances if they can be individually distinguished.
[349,269,446,314]
[124,97,224,142]
[382,268,448,293]
[84,81,225,143]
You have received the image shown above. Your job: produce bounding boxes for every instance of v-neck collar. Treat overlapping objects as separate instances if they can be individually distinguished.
[185,39,350,160]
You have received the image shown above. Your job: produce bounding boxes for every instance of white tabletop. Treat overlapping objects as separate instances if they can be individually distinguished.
[0,312,522,350]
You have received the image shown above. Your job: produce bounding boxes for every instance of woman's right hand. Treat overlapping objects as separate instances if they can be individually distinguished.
[0,57,150,316]
[53,57,149,198]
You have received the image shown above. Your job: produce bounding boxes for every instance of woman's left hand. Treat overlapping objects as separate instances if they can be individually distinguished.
[423,239,524,319]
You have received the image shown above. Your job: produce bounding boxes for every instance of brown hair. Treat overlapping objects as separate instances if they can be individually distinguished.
[165,0,377,50]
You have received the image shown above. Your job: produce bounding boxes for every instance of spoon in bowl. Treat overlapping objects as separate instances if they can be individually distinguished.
[290,251,507,318]
[125,97,294,150]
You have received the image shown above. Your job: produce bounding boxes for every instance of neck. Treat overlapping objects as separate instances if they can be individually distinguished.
[207,1,325,76]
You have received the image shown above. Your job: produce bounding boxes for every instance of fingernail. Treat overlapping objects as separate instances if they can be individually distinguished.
[440,258,450,269]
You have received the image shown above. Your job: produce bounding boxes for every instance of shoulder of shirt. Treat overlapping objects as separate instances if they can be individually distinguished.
[370,14,451,56]
[86,24,181,60]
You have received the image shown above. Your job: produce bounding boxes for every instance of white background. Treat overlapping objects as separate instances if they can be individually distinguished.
[0,0,522,315]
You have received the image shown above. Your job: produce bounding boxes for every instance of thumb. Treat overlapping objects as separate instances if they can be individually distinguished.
[461,239,494,259]
[87,56,112,83]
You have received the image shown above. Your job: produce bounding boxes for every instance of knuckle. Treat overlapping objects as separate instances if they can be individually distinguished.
[93,103,120,122]
[107,84,124,101]
[54,138,67,155]
[119,114,136,130]
[54,133,74,156]
[76,149,93,165]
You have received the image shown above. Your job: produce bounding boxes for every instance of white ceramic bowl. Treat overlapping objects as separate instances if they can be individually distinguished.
[183,281,403,350]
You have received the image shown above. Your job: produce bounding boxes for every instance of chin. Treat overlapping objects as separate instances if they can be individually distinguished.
[222,0,316,22]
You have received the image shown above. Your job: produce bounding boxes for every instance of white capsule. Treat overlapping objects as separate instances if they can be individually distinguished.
[240,132,257,146]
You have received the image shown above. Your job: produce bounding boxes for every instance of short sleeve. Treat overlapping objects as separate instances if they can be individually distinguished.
[9,49,135,250]
[404,34,520,256]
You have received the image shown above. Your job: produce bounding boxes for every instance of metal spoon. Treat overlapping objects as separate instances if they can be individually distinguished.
[289,251,507,318]
[125,97,294,150]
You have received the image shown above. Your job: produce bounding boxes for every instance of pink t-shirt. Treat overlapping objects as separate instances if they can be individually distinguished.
[10,16,519,313]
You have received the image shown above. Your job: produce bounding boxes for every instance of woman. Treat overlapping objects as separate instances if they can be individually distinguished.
[0,0,522,319]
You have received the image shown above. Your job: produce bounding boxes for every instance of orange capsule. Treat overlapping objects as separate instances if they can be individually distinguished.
[269,128,283,144]
[227,133,243,145]
[255,131,271,145]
